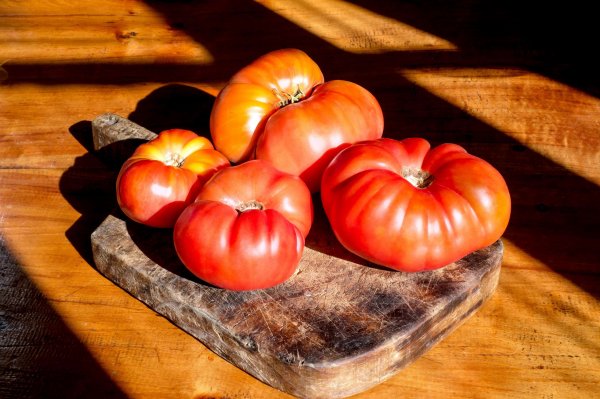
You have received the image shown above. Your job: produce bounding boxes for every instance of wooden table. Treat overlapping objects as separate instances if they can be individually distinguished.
[1,1,598,398]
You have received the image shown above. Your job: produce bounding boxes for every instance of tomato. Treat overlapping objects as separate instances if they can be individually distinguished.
[116,129,230,228]
[210,48,384,192]
[173,160,313,291]
[321,138,511,271]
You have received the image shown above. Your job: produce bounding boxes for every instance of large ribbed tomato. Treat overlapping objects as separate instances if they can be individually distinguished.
[321,138,511,271]
[210,48,384,192]
[173,160,313,291]
[116,129,229,228]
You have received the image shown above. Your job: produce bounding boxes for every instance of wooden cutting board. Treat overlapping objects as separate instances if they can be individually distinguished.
[90,113,503,399]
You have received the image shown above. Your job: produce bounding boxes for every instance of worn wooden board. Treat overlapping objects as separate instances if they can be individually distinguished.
[90,113,503,399]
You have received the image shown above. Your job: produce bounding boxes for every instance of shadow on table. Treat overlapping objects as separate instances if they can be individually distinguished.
[0,238,128,399]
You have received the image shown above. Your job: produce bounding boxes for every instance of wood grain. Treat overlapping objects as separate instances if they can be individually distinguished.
[1,1,599,398]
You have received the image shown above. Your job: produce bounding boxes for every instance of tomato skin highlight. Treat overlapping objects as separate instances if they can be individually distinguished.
[210,48,384,192]
[321,138,511,271]
[173,160,313,291]
[116,129,230,228]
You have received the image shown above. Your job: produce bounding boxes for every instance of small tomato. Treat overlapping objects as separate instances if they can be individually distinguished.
[116,129,230,228]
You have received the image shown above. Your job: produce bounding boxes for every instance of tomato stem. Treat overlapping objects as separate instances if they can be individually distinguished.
[235,200,264,213]
[401,167,434,189]
[273,85,305,107]
[164,152,185,167]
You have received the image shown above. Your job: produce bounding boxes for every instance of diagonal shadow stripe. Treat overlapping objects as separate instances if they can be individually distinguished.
[344,0,599,97]
[0,237,128,399]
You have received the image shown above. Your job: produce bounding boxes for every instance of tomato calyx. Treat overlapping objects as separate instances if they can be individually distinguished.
[164,152,186,168]
[235,200,265,213]
[273,85,305,107]
[401,167,434,189]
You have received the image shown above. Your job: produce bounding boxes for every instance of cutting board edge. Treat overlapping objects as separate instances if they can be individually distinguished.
[90,214,503,399]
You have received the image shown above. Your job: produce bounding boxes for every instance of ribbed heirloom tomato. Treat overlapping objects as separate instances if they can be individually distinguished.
[321,138,511,271]
[173,160,313,291]
[116,129,230,228]
[210,48,384,192]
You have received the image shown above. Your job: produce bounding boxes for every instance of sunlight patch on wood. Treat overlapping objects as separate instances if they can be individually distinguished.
[399,68,600,185]
[0,3,214,64]
[500,238,600,334]
[255,0,457,53]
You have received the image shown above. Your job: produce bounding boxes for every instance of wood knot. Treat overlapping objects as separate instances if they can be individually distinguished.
[115,31,137,40]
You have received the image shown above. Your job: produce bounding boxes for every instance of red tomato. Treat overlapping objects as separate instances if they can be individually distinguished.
[173,160,313,291]
[116,129,230,228]
[321,138,511,271]
[210,48,384,192]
